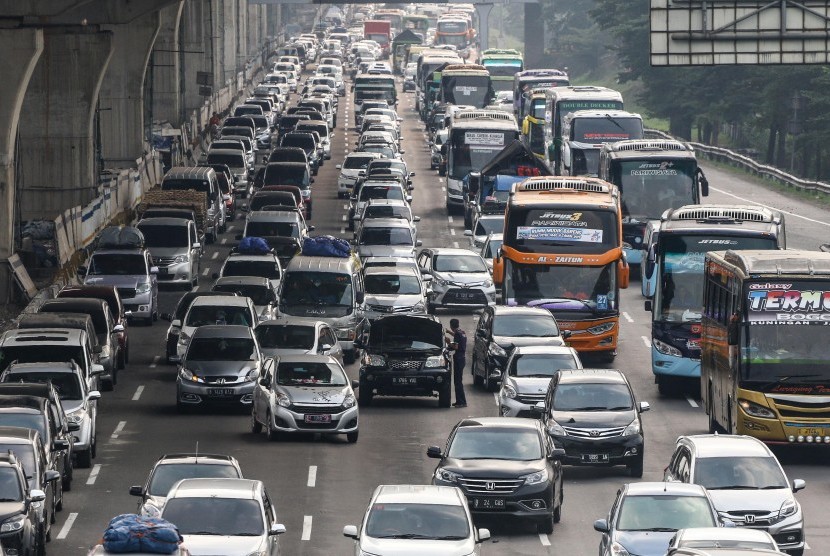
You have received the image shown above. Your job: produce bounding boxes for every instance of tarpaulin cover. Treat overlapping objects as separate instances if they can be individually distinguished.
[302,235,351,258]
[102,514,181,554]
[238,236,271,254]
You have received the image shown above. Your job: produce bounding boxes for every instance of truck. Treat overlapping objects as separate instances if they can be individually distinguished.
[363,20,392,58]
[136,188,208,244]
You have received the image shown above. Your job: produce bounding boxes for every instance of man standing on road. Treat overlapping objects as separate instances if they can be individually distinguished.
[447,318,468,408]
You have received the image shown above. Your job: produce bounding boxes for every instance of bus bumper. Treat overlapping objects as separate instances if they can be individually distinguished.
[652,347,700,378]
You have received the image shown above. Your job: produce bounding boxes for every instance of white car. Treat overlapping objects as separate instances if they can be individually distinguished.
[362,265,428,321]
[176,295,257,359]
[498,345,583,417]
[336,152,382,198]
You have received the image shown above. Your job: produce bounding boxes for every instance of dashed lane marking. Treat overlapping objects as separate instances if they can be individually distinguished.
[340,227,346,234]
[711,186,830,227]
[86,464,102,485]
[641,336,651,348]
[622,312,634,323]
[227,225,235,232]
[111,421,126,439]
[221,237,227,244]
[149,356,160,368]
[202,267,210,276]
[448,216,454,223]
[341,214,347,221]
[453,241,459,248]
[493,393,499,405]
[307,466,317,487]
[450,229,456,236]
[211,252,219,260]
[302,515,313,541]
[132,386,144,401]
[686,397,699,408]
[56,513,78,540]
[539,533,551,546]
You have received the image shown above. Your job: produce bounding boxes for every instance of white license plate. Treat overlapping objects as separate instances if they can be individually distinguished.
[208,388,234,396]
[304,414,331,423]
[582,454,609,463]
[393,377,418,384]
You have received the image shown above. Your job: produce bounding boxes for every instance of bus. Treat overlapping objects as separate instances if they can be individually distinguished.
[543,86,623,174]
[560,110,644,177]
[701,249,830,445]
[403,14,430,34]
[416,51,461,94]
[644,205,785,395]
[598,139,709,271]
[435,17,472,48]
[513,69,570,120]
[494,177,630,359]
[520,88,549,161]
[440,64,494,108]
[444,110,518,213]
[373,9,405,33]
[480,49,524,93]
[353,74,397,106]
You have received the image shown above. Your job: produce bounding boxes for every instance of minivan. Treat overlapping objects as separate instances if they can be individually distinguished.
[295,120,332,160]
[206,149,251,198]
[137,217,202,288]
[160,167,225,243]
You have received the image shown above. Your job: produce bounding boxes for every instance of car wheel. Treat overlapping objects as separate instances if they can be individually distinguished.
[62,468,72,492]
[91,430,97,458]
[251,410,262,434]
[117,347,126,370]
[124,343,129,365]
[346,430,359,443]
[537,513,554,535]
[266,413,280,441]
[438,382,451,408]
[553,489,562,523]
[485,376,499,393]
[657,375,674,397]
[472,363,483,387]
[358,381,373,407]
[628,455,644,478]
[76,447,92,469]
[101,377,114,392]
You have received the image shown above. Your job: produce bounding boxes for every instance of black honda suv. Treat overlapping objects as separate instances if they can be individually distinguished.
[0,452,47,555]
[356,315,451,407]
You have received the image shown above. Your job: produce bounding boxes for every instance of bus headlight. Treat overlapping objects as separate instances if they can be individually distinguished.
[652,338,681,357]
[739,399,776,419]
[587,322,616,335]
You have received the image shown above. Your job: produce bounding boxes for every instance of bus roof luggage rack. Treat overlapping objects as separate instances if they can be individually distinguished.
[668,205,774,223]
[516,177,612,194]
[609,139,690,152]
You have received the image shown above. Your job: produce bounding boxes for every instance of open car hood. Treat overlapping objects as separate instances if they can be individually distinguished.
[368,315,443,350]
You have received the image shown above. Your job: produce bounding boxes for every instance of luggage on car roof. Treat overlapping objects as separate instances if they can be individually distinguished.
[98,226,145,249]
[302,235,350,258]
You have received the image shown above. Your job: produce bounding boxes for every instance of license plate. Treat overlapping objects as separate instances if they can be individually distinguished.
[305,414,332,423]
[582,454,609,463]
[457,292,476,299]
[393,377,418,384]
[799,428,824,436]
[472,498,505,510]
[207,388,234,396]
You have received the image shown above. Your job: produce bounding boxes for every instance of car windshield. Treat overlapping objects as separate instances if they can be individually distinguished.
[510,354,580,377]
[433,254,487,273]
[359,227,413,246]
[255,325,315,350]
[0,413,45,439]
[213,285,275,306]
[185,306,253,327]
[0,346,86,373]
[447,428,543,460]
[360,186,404,202]
[0,445,35,484]
[148,463,241,497]
[187,338,256,361]
[552,383,633,411]
[163,497,264,536]
[222,260,281,280]
[361,145,394,157]
[3,372,82,400]
[206,153,245,169]
[88,254,146,275]
[617,495,716,531]
[0,467,23,501]
[138,225,189,248]
[281,272,353,308]
[365,502,470,540]
[693,457,788,490]
[493,314,559,337]
[276,361,347,386]
[364,274,421,295]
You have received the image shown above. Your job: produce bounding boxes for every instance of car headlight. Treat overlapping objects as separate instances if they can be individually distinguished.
[779,498,798,518]
[245,369,259,382]
[179,368,205,384]
[520,468,549,485]
[66,409,87,425]
[488,343,507,358]
[587,322,615,335]
[434,468,462,483]
[546,420,565,436]
[424,356,444,368]
[173,254,189,264]
[653,338,682,357]
[336,327,355,340]
[276,393,291,408]
[0,514,25,533]
[136,282,151,294]
[739,399,776,419]
[433,275,448,287]
[178,331,190,345]
[412,301,426,312]
[483,279,493,288]
[365,354,385,367]
[610,542,631,556]
[343,394,356,409]
[141,503,161,518]
[623,419,641,436]
[502,384,517,399]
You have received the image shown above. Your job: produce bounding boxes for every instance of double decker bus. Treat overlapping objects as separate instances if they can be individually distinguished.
[543,86,623,174]
[440,64,494,108]
[435,17,472,48]
[513,69,570,120]
[494,177,630,359]
[520,88,548,161]
[645,205,785,395]
[373,8,405,33]
[701,249,830,446]
[599,139,709,270]
[479,49,524,93]
[353,74,397,106]
[561,109,644,177]
[444,110,518,213]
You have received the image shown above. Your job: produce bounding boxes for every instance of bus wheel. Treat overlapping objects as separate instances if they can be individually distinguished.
[657,375,674,397]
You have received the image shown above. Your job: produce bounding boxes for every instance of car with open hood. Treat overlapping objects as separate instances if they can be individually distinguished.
[356,315,451,407]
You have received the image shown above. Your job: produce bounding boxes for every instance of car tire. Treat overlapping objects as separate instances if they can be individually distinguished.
[485,376,499,393]
[91,430,97,459]
[346,430,359,443]
[124,343,129,365]
[266,413,280,441]
[358,381,373,406]
[438,382,451,408]
[427,303,436,315]
[472,365,483,387]
[628,456,644,478]
[344,349,356,365]
[553,489,562,523]
[117,347,126,370]
[101,378,114,392]
[657,375,674,397]
[76,448,92,469]
[251,410,262,434]
[537,514,554,535]
[62,468,72,492]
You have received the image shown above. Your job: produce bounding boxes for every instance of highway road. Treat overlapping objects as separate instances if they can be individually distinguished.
[48,71,830,555]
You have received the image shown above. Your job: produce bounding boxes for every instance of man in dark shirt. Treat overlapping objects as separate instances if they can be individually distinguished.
[447,318,467,408]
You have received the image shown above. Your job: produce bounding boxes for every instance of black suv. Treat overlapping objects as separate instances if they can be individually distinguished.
[537,369,650,477]
[471,306,568,392]
[0,452,47,556]
[429,417,565,534]
[356,315,451,407]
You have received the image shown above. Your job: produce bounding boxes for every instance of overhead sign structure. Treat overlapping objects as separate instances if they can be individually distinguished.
[651,0,830,65]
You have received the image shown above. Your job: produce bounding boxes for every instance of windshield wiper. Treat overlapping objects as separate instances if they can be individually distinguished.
[377,533,436,539]
[604,113,626,131]
[186,531,221,535]
[520,373,554,378]
[431,535,467,540]
[568,406,609,411]
[635,527,676,532]
[706,485,757,490]
[752,374,821,392]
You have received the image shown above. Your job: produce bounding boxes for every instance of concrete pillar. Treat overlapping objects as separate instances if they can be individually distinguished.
[152,1,185,125]
[247,3,260,60]
[475,3,493,52]
[0,29,43,301]
[524,2,545,69]
[181,0,206,117]
[17,29,114,220]
[99,11,161,169]
[220,0,238,84]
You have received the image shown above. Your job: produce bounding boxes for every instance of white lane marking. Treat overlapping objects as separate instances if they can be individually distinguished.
[149,356,160,368]
[340,227,346,234]
[805,542,811,550]
[227,225,235,232]
[202,267,210,276]
[307,466,317,487]
[450,228,456,236]
[56,513,78,540]
[448,216,454,223]
[221,237,227,244]
[641,336,651,348]
[342,214,347,221]
[111,421,126,439]
[622,312,634,323]
[442,186,446,193]
[493,392,499,404]
[302,515,313,540]
[453,241,459,248]
[686,396,699,408]
[539,533,551,546]
[132,386,144,401]
[211,251,219,260]
[343,204,348,210]
[711,186,830,227]
[86,464,102,485]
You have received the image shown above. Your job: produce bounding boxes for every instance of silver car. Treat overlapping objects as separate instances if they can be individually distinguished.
[215,252,283,295]
[212,276,277,323]
[254,319,343,365]
[344,485,490,555]
[362,266,427,321]
[161,478,285,555]
[336,152,381,198]
[417,248,497,312]
[80,248,159,324]
[176,295,257,360]
[137,217,202,288]
[176,325,262,412]
[465,214,505,250]
[358,199,420,239]
[251,354,359,442]
[355,218,421,260]
[498,345,583,418]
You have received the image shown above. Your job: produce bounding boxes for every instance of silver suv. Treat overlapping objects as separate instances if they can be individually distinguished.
[79,248,159,325]
[361,265,427,320]
[137,217,202,288]
[417,248,496,312]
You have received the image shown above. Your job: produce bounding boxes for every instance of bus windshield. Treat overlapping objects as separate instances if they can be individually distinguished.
[504,207,618,254]
[504,261,617,312]
[619,160,697,221]
[555,100,623,134]
[442,75,492,107]
[483,60,522,78]
[449,129,514,180]
[571,117,642,144]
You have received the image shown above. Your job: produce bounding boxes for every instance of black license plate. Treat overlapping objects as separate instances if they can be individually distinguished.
[207,388,234,396]
[393,377,418,384]
[158,267,169,275]
[582,453,609,463]
[472,498,505,510]
[304,414,332,423]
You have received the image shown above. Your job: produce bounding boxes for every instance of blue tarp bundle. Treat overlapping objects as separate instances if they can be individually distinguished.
[102,514,181,554]
[237,236,271,254]
[302,235,351,258]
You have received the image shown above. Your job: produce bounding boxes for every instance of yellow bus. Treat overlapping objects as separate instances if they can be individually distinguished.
[702,249,830,444]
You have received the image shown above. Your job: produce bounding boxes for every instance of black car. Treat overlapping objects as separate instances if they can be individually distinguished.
[471,306,568,391]
[429,417,565,534]
[161,292,232,364]
[537,369,650,477]
[280,132,320,174]
[356,315,451,407]
[0,452,47,556]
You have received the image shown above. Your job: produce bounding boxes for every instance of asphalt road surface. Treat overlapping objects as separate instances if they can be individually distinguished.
[49,72,830,555]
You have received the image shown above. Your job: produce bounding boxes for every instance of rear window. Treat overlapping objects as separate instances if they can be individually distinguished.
[207,153,245,168]
[282,136,315,150]
[344,156,374,169]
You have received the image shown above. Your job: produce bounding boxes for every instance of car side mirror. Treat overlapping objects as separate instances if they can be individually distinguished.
[29,489,46,503]
[399,149,406,154]
[91,364,105,376]
[593,519,610,533]
[112,324,125,333]
[259,377,271,388]
[792,478,806,492]
[422,273,432,282]
[477,528,490,542]
[415,240,422,247]
[343,525,358,539]
[532,401,545,415]
[44,471,61,483]
[171,319,181,328]
[270,523,286,535]
[308,225,316,232]
[351,380,359,390]
[193,242,201,250]
[413,216,421,222]
[150,266,159,275]
[561,330,572,339]
[405,195,412,203]
[639,401,651,413]
[320,343,332,352]
[88,391,102,401]
[222,194,231,201]
[52,439,69,451]
[336,164,342,170]
[464,230,473,237]
[129,485,143,496]
[644,299,652,312]
[77,266,87,277]
[310,177,315,183]
[426,445,443,459]
[548,447,566,460]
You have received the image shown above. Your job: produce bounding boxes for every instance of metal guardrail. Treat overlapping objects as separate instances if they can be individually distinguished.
[644,128,830,195]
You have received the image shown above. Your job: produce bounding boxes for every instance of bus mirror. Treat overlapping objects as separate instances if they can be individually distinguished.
[727,320,739,346]
[617,259,630,289]
[468,172,480,195]
[521,118,529,136]
[698,169,709,197]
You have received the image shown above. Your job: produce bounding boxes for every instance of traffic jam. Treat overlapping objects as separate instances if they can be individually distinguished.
[1,2,825,556]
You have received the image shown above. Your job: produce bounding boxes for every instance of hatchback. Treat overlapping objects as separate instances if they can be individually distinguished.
[498,345,583,418]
